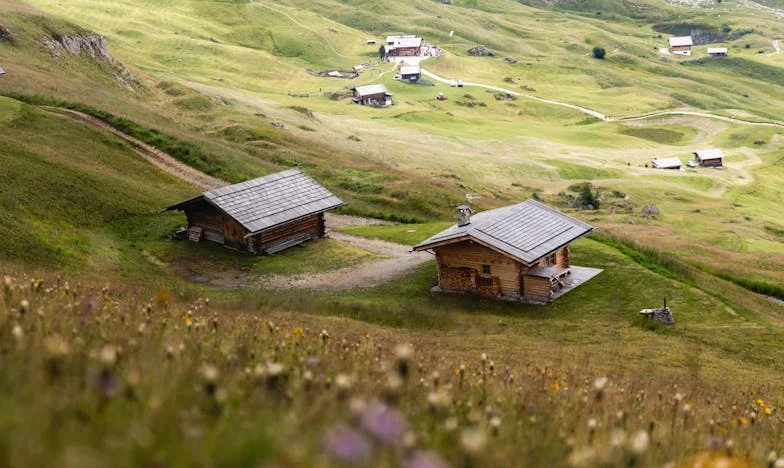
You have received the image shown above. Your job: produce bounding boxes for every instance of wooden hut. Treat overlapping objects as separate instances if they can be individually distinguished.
[694,149,724,167]
[652,157,682,170]
[399,64,421,82]
[351,84,392,106]
[668,36,693,55]
[166,169,345,254]
[412,200,597,303]
[0,67,5,76]
[707,47,728,57]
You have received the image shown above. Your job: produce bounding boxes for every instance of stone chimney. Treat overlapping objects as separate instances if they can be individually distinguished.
[457,205,472,227]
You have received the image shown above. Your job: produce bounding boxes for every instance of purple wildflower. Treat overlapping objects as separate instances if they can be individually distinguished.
[404,451,450,468]
[359,401,408,445]
[322,425,373,465]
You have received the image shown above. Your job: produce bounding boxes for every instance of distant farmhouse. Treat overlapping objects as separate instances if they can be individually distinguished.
[652,157,683,170]
[412,200,601,303]
[351,84,392,107]
[399,64,421,82]
[385,34,423,57]
[166,169,345,254]
[707,47,728,57]
[669,36,693,56]
[694,149,724,167]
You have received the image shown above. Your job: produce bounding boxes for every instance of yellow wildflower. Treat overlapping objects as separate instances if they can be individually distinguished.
[549,382,560,393]
[763,407,772,415]
[185,316,193,326]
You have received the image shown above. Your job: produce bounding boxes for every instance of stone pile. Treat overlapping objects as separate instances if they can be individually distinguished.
[640,299,675,324]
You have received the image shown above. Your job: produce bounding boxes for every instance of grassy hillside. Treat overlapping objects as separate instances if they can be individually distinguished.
[1,1,784,465]
[1,0,782,287]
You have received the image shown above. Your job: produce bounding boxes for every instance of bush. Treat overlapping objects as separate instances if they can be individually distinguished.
[592,46,606,59]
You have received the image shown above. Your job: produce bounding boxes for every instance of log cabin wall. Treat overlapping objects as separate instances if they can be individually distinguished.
[223,217,249,251]
[185,200,223,233]
[257,213,323,250]
[434,241,521,297]
[556,246,570,268]
[522,276,551,299]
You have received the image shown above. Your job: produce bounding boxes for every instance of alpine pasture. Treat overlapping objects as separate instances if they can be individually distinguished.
[1,0,784,465]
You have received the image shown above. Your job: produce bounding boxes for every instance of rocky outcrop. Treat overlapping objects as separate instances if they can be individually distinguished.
[468,44,494,56]
[43,33,114,61]
[42,31,136,88]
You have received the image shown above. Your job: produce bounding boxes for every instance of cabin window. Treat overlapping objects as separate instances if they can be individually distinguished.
[542,253,557,266]
[482,264,491,275]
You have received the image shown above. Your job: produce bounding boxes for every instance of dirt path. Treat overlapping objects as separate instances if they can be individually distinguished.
[251,1,351,59]
[420,68,784,128]
[46,105,430,290]
[46,107,225,190]
[255,232,431,290]
[421,68,609,120]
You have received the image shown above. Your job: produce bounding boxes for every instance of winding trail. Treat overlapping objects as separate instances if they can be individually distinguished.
[255,232,430,291]
[421,68,784,128]
[46,105,429,290]
[252,1,351,59]
[46,107,224,190]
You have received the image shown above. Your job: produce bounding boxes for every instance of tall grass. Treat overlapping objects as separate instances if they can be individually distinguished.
[0,272,782,467]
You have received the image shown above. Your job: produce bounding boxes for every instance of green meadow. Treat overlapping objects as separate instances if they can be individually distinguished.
[1,0,784,464]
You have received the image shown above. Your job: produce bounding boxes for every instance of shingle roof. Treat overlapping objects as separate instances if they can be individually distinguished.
[707,47,728,54]
[400,65,420,75]
[412,199,594,265]
[669,36,693,47]
[652,157,682,169]
[353,84,390,97]
[167,169,345,235]
[694,148,724,161]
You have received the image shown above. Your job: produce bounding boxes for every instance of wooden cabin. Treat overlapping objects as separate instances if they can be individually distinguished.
[668,36,693,56]
[707,47,728,57]
[384,35,422,57]
[351,84,392,106]
[0,67,5,76]
[652,157,682,170]
[694,148,724,168]
[412,200,596,303]
[400,64,421,82]
[166,169,345,254]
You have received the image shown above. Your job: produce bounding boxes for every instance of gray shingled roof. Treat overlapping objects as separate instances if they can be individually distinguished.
[694,148,724,161]
[168,169,345,235]
[353,84,390,97]
[412,199,594,265]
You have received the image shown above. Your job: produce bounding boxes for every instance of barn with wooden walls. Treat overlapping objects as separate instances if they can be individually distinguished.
[412,200,600,303]
[166,169,345,254]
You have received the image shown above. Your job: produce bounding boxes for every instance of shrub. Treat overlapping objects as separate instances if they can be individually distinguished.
[592,46,606,59]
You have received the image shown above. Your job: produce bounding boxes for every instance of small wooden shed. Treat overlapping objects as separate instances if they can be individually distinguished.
[694,148,724,168]
[351,84,392,106]
[412,200,597,303]
[668,36,693,55]
[399,64,421,82]
[707,47,728,57]
[166,169,345,254]
[0,67,5,76]
[652,157,682,170]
